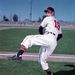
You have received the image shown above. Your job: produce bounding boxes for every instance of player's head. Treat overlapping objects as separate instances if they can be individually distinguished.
[44,7,55,16]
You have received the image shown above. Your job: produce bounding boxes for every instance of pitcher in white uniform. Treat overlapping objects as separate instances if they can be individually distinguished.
[8,7,62,75]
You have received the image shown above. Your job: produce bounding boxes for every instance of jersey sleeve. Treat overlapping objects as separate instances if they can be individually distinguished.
[40,17,47,28]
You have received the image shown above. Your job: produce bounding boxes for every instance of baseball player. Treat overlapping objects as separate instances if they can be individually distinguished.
[8,7,62,75]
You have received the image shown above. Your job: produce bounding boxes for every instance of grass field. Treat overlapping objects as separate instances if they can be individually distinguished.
[0,28,75,75]
[0,59,75,75]
[0,28,75,54]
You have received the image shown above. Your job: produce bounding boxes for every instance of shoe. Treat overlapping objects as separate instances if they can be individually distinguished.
[48,73,53,75]
[8,55,22,61]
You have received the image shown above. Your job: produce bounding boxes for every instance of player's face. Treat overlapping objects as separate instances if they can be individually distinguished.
[46,12,52,16]
[46,11,54,16]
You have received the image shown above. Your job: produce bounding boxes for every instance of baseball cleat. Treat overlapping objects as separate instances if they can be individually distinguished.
[47,73,53,75]
[8,55,22,61]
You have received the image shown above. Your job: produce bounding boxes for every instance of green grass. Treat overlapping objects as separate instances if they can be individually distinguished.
[0,28,75,75]
[0,59,75,75]
[54,30,75,54]
[0,29,39,52]
[0,29,75,54]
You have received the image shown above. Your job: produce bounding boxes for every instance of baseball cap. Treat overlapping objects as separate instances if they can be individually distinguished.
[44,7,55,13]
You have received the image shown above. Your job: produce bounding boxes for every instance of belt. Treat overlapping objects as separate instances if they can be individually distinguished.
[47,32,55,36]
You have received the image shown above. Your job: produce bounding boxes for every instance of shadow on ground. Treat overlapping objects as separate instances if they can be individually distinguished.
[53,64,75,75]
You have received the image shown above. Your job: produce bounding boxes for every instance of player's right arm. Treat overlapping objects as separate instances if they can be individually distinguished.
[57,26,63,41]
[39,26,44,34]
[38,17,47,34]
[57,33,62,41]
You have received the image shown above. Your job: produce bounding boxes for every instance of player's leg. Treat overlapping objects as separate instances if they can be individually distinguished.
[38,42,57,75]
[8,34,48,60]
[15,35,34,59]
[8,35,33,60]
[17,34,50,57]
[38,46,52,75]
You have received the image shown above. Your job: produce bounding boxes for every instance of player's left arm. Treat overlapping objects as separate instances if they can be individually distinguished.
[39,17,47,35]
[57,33,62,41]
[38,26,44,34]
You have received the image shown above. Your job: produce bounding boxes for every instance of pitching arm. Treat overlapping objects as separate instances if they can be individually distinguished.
[38,26,44,35]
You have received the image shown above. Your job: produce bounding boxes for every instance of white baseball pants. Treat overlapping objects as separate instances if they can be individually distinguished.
[21,34,57,70]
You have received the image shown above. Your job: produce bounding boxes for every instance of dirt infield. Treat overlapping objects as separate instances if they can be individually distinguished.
[0,25,75,30]
[0,27,26,30]
[0,52,75,62]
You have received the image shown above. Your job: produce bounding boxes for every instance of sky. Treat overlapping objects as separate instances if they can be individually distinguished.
[0,0,75,22]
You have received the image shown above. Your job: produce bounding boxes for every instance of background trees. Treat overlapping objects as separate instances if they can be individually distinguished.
[2,14,45,22]
[3,16,9,21]
[13,14,18,22]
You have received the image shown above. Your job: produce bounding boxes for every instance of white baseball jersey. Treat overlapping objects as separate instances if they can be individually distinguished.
[41,16,62,39]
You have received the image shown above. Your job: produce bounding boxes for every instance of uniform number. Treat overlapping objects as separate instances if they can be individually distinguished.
[54,20,60,30]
